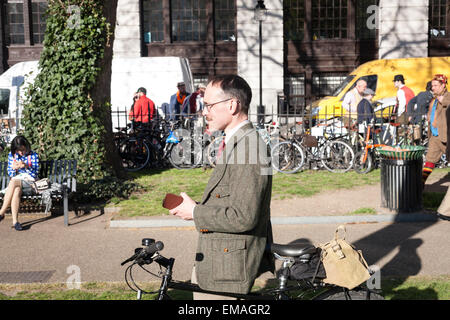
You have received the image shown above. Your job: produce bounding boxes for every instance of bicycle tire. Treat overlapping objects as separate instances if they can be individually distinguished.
[314,287,384,300]
[117,138,151,172]
[354,150,374,174]
[271,141,305,174]
[321,139,355,173]
[168,137,203,169]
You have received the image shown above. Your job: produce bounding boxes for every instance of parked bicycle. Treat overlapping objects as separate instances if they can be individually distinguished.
[114,122,159,171]
[114,120,204,171]
[121,238,384,300]
[206,119,283,168]
[353,122,389,174]
[271,124,355,174]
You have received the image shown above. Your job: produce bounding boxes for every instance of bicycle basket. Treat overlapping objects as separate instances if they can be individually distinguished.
[303,135,318,148]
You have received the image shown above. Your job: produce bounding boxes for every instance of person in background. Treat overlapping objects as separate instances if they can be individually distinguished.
[0,135,39,231]
[407,81,433,125]
[437,88,450,221]
[182,83,206,118]
[128,87,155,124]
[422,74,450,187]
[392,74,415,124]
[357,88,375,125]
[407,81,434,144]
[169,82,190,121]
[342,79,367,128]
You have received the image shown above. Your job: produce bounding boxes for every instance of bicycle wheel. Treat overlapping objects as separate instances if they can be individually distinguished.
[321,140,355,173]
[354,150,374,174]
[314,287,384,300]
[117,138,151,171]
[168,137,203,169]
[271,141,305,174]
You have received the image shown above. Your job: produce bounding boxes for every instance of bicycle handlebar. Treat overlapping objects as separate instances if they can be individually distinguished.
[121,241,164,266]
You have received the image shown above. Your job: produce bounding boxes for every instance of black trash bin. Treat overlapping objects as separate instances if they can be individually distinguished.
[378,146,426,213]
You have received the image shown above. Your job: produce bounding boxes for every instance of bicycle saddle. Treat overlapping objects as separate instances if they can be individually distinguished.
[268,243,317,257]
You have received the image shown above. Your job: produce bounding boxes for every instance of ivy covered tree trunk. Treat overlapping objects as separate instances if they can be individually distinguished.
[22,0,126,183]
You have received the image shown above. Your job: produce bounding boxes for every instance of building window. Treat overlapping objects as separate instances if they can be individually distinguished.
[171,0,207,42]
[143,0,164,43]
[193,74,209,89]
[284,0,305,41]
[214,0,236,41]
[356,0,379,39]
[312,73,348,98]
[312,0,348,40]
[429,0,448,37]
[284,74,305,114]
[31,1,48,44]
[6,1,25,45]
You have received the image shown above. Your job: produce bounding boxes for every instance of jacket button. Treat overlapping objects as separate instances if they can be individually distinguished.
[224,248,228,253]
[216,194,221,198]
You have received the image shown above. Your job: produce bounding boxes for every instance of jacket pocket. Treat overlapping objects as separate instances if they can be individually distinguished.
[212,239,246,282]
[212,184,230,199]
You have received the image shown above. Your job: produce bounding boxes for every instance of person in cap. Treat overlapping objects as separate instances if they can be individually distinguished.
[423,74,450,191]
[393,74,415,124]
[128,87,156,124]
[357,88,375,125]
[169,82,190,121]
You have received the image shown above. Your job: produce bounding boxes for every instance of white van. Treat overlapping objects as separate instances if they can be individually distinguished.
[0,56,194,136]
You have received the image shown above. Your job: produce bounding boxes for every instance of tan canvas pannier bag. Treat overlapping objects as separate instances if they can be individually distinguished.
[319,225,371,290]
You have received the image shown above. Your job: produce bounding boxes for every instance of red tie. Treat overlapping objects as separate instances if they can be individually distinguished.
[217,138,226,158]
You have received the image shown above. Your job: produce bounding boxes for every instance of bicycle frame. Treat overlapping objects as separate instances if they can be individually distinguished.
[122,239,383,301]
[360,124,387,165]
[126,251,338,301]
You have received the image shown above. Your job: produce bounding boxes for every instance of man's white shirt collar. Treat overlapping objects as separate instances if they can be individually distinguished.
[225,120,251,145]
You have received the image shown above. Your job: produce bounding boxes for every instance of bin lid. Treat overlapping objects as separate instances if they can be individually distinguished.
[376,145,426,160]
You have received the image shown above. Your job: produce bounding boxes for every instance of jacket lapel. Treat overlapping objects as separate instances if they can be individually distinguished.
[201,122,255,204]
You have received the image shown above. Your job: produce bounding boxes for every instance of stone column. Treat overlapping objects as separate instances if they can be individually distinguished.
[237,0,284,119]
[114,0,142,58]
[379,0,429,59]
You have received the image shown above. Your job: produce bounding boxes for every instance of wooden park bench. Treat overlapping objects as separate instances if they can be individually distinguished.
[0,159,77,226]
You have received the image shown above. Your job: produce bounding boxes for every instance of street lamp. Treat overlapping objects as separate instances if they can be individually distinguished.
[254,0,267,121]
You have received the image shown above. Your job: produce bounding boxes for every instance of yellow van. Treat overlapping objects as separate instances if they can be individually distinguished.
[311,56,450,120]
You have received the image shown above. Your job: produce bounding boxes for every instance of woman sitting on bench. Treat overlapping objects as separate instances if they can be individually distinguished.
[0,136,39,231]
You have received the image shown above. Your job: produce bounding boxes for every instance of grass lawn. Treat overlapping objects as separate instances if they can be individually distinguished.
[110,167,381,218]
[109,167,450,218]
[1,276,448,300]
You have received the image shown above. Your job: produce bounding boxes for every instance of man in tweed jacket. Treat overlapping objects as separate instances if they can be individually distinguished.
[170,75,275,297]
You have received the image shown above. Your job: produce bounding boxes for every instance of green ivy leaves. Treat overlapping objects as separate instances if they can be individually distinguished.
[22,0,111,183]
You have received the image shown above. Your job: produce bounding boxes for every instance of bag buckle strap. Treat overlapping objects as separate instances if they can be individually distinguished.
[331,243,345,259]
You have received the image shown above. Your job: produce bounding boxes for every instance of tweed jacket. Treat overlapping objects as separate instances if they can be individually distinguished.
[428,90,450,143]
[192,122,275,294]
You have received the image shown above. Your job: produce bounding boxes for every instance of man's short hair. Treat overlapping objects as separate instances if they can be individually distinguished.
[209,75,252,114]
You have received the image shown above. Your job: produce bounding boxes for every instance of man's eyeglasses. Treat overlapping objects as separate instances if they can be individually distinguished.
[204,98,233,111]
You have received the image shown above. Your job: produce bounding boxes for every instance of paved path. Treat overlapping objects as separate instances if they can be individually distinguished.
[1,174,449,287]
[0,209,448,286]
